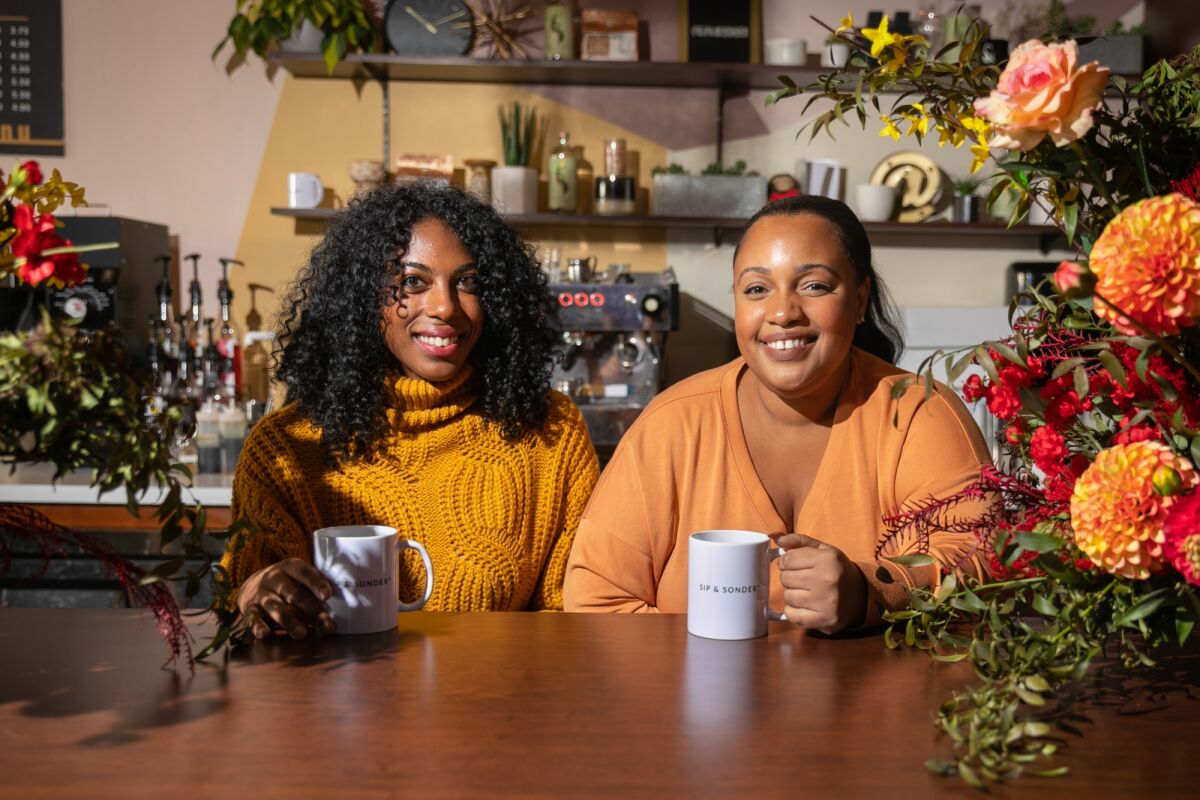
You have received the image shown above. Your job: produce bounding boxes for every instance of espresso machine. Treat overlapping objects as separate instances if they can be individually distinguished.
[550,264,679,451]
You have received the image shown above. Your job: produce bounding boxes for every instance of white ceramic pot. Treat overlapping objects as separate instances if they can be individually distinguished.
[855,183,897,222]
[491,165,539,214]
[765,38,807,66]
[821,42,851,68]
[1028,196,1055,226]
[279,20,323,54]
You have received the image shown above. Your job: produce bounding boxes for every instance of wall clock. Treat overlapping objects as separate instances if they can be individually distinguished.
[385,0,474,57]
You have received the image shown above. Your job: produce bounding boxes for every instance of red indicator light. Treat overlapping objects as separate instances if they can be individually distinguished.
[589,292,605,306]
[574,292,590,307]
[558,292,574,307]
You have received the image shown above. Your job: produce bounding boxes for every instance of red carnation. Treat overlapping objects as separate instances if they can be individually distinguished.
[962,374,986,402]
[1163,490,1200,585]
[1171,163,1200,203]
[986,382,1022,419]
[1030,425,1068,474]
[18,159,42,186]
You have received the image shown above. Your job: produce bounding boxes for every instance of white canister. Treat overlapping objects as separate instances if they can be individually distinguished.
[821,42,851,69]
[491,165,539,214]
[855,183,897,222]
[765,38,807,66]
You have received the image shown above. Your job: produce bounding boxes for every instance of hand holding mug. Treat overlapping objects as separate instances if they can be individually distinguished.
[237,557,336,640]
[775,533,868,635]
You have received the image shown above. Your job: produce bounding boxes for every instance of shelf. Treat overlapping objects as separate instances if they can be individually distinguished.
[269,207,1066,251]
[269,53,826,91]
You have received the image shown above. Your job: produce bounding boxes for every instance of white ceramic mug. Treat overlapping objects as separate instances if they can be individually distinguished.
[855,183,897,222]
[288,171,323,209]
[312,525,433,634]
[687,530,786,640]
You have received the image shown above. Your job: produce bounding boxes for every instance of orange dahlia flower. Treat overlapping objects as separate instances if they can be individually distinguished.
[1070,441,1198,580]
[1090,193,1200,337]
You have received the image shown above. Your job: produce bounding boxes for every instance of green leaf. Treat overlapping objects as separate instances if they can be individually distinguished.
[1051,356,1084,380]
[1176,616,1195,647]
[1015,686,1046,706]
[991,340,1026,368]
[974,346,1000,383]
[1031,593,1059,616]
[885,553,937,568]
[1114,594,1169,627]
[957,761,984,788]
[1024,674,1052,692]
[1016,530,1063,553]
[1063,201,1079,244]
[1029,767,1070,778]
[1097,348,1126,389]
[1073,364,1089,399]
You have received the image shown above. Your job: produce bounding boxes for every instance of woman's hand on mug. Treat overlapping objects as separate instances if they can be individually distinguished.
[236,558,336,640]
[775,533,868,635]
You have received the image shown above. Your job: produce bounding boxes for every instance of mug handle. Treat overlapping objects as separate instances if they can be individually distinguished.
[397,539,434,612]
[765,545,788,623]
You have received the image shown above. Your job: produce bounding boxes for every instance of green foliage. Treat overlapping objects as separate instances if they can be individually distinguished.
[1043,0,1095,39]
[497,101,540,167]
[213,0,378,75]
[0,313,253,659]
[951,174,986,195]
[650,160,758,177]
[885,534,1199,784]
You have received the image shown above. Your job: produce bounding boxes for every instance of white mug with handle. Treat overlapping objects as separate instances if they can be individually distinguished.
[288,171,323,208]
[687,529,786,640]
[312,525,433,634]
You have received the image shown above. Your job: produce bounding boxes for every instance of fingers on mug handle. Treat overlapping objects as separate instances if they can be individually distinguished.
[290,559,334,602]
[396,539,434,612]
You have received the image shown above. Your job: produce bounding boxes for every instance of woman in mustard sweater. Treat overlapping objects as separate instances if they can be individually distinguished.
[564,195,991,633]
[227,183,598,639]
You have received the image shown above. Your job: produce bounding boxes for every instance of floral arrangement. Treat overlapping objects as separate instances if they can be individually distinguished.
[0,162,251,665]
[769,14,1200,788]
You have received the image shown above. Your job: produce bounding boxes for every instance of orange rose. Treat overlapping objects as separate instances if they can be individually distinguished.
[973,39,1109,151]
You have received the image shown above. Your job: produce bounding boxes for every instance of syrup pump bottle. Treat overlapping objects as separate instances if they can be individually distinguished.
[152,254,179,384]
[242,283,275,425]
[216,258,244,406]
[202,317,221,402]
[182,253,205,398]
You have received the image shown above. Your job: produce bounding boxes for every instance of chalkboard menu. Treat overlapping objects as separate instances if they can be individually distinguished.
[0,0,63,156]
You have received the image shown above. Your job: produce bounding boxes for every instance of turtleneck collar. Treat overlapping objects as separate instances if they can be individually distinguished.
[384,365,478,430]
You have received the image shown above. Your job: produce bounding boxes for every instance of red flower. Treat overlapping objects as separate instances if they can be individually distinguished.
[986,382,1022,419]
[1163,491,1200,586]
[962,374,986,402]
[10,204,86,287]
[1030,425,1068,474]
[19,159,42,186]
[1171,163,1200,203]
[1040,375,1083,427]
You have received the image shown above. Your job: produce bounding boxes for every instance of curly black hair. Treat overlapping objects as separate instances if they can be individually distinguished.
[274,181,557,464]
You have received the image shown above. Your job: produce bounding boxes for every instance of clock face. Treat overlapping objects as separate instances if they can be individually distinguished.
[385,0,474,57]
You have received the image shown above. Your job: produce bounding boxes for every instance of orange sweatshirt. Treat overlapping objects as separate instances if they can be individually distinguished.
[563,349,992,622]
[224,368,598,611]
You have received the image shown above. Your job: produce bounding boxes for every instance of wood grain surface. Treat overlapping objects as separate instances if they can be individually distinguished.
[0,609,1196,798]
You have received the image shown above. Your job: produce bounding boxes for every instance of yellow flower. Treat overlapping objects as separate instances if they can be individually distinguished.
[879,116,901,141]
[862,15,899,58]
[1090,193,1200,337]
[1071,442,1198,580]
[903,103,930,137]
[935,123,965,148]
[969,140,990,173]
[836,13,854,34]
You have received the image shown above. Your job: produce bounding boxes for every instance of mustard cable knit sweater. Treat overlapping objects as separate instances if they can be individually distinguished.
[223,368,599,611]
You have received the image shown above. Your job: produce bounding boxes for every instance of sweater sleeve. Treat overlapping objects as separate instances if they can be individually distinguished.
[221,419,313,591]
[564,434,663,613]
[530,406,600,611]
[858,383,994,622]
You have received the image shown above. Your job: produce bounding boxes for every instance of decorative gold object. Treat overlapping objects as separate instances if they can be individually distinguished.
[460,1,536,59]
[867,152,943,223]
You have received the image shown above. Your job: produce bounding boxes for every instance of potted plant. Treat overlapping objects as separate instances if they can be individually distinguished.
[651,160,766,218]
[950,174,985,223]
[491,101,542,215]
[821,32,851,68]
[213,0,379,75]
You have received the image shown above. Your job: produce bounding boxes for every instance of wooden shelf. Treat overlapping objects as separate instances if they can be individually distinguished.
[269,207,1065,251]
[269,53,827,91]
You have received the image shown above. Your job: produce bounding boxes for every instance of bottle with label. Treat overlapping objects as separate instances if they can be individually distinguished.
[142,315,170,427]
[544,0,575,60]
[152,254,179,385]
[216,258,243,405]
[202,318,222,404]
[548,131,579,213]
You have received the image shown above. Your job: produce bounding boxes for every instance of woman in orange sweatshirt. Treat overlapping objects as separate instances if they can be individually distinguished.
[564,195,991,633]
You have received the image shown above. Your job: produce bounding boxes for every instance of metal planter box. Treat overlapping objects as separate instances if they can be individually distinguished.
[652,174,766,218]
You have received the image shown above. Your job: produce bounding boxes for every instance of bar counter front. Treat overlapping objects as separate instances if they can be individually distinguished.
[2,609,1198,797]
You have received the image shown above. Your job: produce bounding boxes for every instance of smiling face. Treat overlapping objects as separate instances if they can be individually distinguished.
[733,213,870,401]
[382,216,484,383]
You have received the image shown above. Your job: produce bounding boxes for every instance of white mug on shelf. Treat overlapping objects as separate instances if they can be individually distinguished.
[312,525,433,635]
[855,183,898,222]
[765,38,807,66]
[687,530,786,640]
[287,172,324,209]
